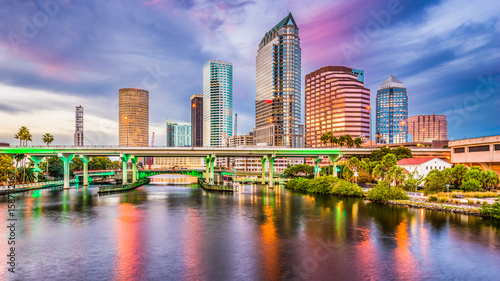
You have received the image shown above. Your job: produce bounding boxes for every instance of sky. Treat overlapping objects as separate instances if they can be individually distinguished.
[0,0,499,146]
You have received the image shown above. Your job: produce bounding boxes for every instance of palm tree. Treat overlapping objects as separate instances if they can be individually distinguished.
[338,135,346,148]
[345,134,354,148]
[320,133,330,146]
[42,133,54,146]
[329,135,338,148]
[14,126,28,146]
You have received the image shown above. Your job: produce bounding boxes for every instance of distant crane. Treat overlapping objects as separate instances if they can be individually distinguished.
[149,132,155,169]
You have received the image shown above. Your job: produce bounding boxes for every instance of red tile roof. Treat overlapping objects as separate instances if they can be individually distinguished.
[397,157,437,165]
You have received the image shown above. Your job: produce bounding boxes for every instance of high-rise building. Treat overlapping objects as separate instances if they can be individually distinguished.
[408,114,447,142]
[166,120,191,147]
[376,75,408,144]
[203,60,233,147]
[119,88,149,147]
[190,94,203,147]
[254,13,303,147]
[74,105,84,146]
[305,66,370,148]
[229,133,254,147]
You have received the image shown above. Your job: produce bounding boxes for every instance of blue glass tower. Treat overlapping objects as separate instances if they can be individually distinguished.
[203,60,233,147]
[376,75,408,144]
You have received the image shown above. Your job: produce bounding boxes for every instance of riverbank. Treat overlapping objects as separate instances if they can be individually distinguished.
[385,198,483,216]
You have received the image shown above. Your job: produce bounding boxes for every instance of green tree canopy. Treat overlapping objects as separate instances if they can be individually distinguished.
[0,154,15,184]
[283,164,315,178]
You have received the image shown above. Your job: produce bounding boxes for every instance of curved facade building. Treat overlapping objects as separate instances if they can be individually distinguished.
[119,88,149,147]
[305,66,370,148]
[254,13,303,147]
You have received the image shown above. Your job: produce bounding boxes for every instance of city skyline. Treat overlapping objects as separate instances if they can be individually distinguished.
[1,0,499,146]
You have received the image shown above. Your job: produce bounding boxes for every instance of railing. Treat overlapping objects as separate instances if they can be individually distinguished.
[0,179,76,190]
[406,191,425,197]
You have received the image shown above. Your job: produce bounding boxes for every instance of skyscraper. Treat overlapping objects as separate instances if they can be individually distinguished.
[74,105,84,146]
[376,75,408,144]
[254,13,302,147]
[203,60,233,147]
[408,114,447,142]
[190,94,203,147]
[305,66,370,148]
[119,88,149,147]
[166,120,191,147]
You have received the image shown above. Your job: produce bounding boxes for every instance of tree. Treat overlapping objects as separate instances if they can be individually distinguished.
[320,133,331,146]
[337,135,346,148]
[48,157,64,179]
[344,134,354,148]
[89,157,113,170]
[342,166,354,182]
[0,155,15,185]
[372,154,398,181]
[392,146,412,160]
[42,133,54,146]
[111,161,121,170]
[70,157,83,172]
[370,146,392,161]
[366,180,409,202]
[482,170,499,191]
[387,166,406,187]
[404,169,425,191]
[346,156,360,183]
[354,137,363,148]
[330,135,338,147]
[424,169,452,193]
[463,168,484,190]
[450,164,468,187]
[283,164,315,178]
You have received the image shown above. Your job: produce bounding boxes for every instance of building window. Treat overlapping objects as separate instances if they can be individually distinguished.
[468,145,490,152]
[454,147,465,153]
[495,144,500,151]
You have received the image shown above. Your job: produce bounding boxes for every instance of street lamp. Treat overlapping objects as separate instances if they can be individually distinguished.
[124,116,129,147]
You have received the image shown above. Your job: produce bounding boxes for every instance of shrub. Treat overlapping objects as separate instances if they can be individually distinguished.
[462,179,482,192]
[467,199,475,204]
[480,200,500,220]
[307,176,337,193]
[453,199,460,204]
[438,197,449,203]
[331,180,363,197]
[428,195,438,202]
[366,180,409,202]
[286,178,311,191]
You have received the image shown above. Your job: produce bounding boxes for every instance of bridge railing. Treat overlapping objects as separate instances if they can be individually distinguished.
[0,179,76,190]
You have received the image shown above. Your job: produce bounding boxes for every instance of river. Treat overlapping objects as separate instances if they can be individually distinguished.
[1,182,499,280]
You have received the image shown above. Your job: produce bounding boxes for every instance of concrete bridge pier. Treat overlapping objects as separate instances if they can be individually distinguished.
[29,155,44,182]
[313,157,323,178]
[328,153,343,177]
[131,156,138,183]
[80,155,91,186]
[204,155,216,183]
[267,155,275,188]
[260,157,267,185]
[58,153,74,189]
[120,154,131,184]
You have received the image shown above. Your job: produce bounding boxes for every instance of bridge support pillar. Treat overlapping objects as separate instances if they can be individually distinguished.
[313,157,323,178]
[328,154,343,177]
[209,155,216,184]
[131,156,138,183]
[80,155,91,186]
[260,157,267,185]
[120,154,131,184]
[204,157,210,182]
[29,155,44,183]
[267,155,275,188]
[58,153,74,189]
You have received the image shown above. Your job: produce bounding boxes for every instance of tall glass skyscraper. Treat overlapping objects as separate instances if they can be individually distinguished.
[254,13,303,147]
[166,120,191,147]
[190,94,203,147]
[203,60,233,147]
[376,75,408,144]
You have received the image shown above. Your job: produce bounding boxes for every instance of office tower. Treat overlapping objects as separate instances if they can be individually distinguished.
[203,60,233,147]
[74,105,84,146]
[408,114,448,142]
[304,66,370,148]
[229,133,254,147]
[254,13,303,147]
[376,75,408,144]
[119,88,149,147]
[166,120,191,147]
[190,94,203,147]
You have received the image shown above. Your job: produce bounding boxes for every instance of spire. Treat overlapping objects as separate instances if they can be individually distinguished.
[260,12,298,45]
[379,74,405,90]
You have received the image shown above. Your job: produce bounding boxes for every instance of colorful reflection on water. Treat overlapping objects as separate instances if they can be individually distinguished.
[0,184,499,280]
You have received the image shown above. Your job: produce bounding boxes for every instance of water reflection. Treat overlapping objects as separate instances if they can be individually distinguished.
[0,184,499,280]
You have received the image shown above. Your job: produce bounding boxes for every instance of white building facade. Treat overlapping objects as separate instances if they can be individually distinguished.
[397,157,452,178]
